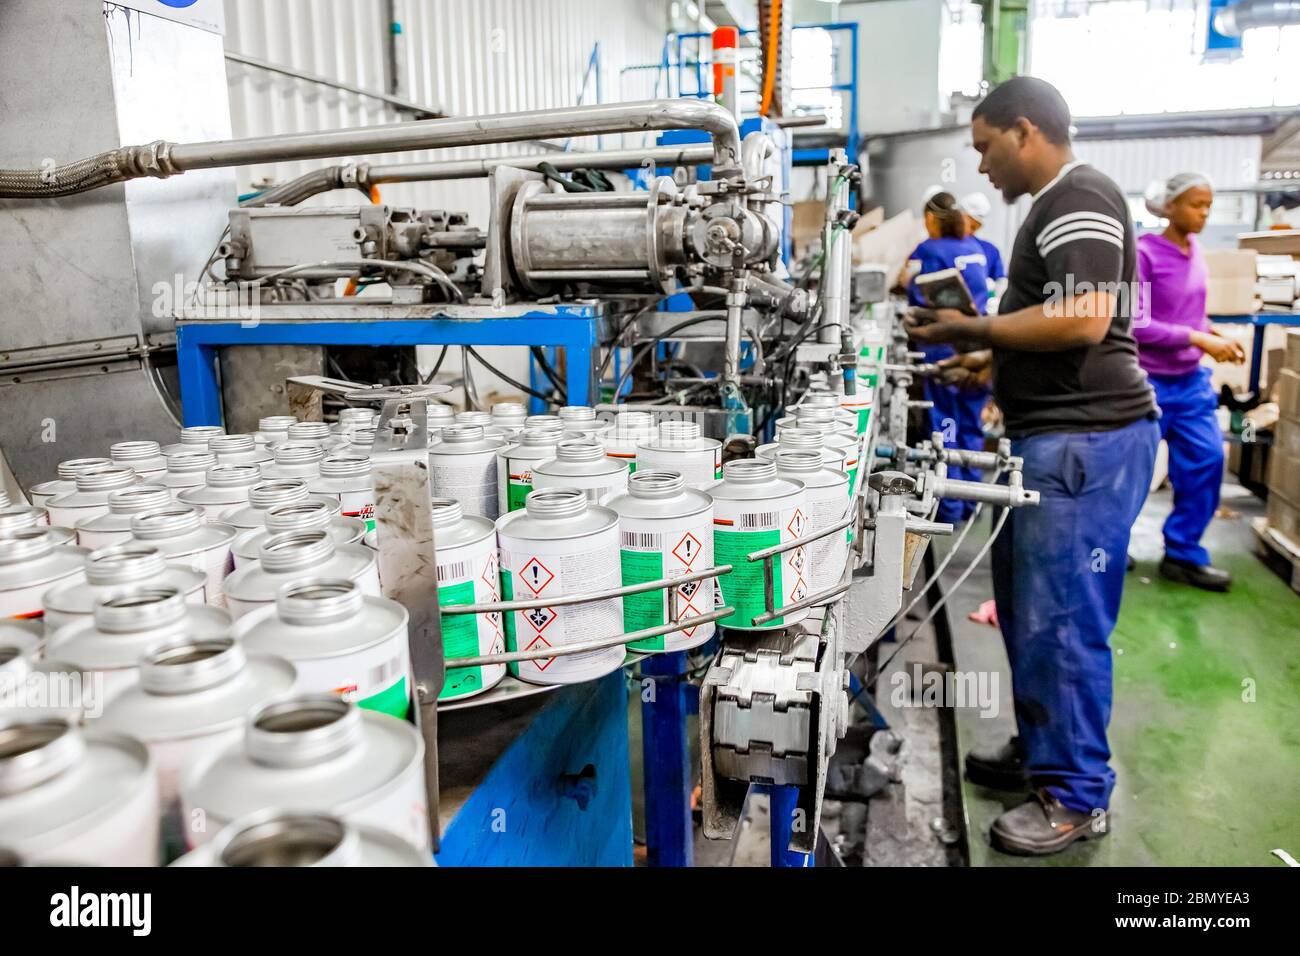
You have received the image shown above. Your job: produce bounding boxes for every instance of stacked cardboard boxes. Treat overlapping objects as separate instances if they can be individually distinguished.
[1267,331,1300,543]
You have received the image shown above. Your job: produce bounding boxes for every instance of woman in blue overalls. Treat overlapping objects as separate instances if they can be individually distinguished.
[901,190,992,523]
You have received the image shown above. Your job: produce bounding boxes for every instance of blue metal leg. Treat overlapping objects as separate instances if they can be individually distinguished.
[176,331,222,427]
[639,651,693,867]
[767,784,810,867]
[567,324,599,407]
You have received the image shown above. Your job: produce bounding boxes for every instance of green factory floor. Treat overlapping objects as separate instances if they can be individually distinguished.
[944,479,1300,866]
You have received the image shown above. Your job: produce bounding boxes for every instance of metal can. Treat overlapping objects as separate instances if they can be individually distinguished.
[334,407,376,433]
[128,506,237,607]
[179,463,263,524]
[496,487,625,684]
[231,499,359,569]
[99,635,297,859]
[795,404,858,437]
[220,479,311,531]
[455,410,492,429]
[256,415,298,446]
[308,456,376,535]
[347,428,377,454]
[46,585,231,703]
[259,442,326,480]
[157,450,218,495]
[0,506,75,548]
[0,530,87,622]
[602,410,655,474]
[233,577,411,717]
[636,421,722,490]
[46,464,141,529]
[609,470,714,651]
[180,694,429,851]
[428,499,505,701]
[774,450,850,604]
[490,402,528,437]
[558,406,613,439]
[110,440,168,479]
[0,718,159,866]
[285,421,332,448]
[209,433,273,467]
[28,457,113,510]
[75,484,173,550]
[428,424,505,520]
[532,437,629,505]
[43,541,206,631]
[756,426,849,472]
[171,810,431,867]
[776,419,859,494]
[710,459,809,630]
[496,424,563,515]
[162,424,226,458]
[425,403,456,433]
[224,530,380,619]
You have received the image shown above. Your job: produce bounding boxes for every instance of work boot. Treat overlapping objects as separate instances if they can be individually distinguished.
[990,789,1108,856]
[964,736,1028,791]
[1159,556,1231,592]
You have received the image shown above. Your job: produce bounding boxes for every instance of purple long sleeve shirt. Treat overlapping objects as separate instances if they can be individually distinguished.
[1131,232,1208,378]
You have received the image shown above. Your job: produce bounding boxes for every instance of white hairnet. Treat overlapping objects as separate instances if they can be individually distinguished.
[1144,172,1213,217]
[959,192,992,222]
[921,184,945,205]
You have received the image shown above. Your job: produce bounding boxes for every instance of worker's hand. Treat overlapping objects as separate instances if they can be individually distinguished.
[937,350,993,390]
[1190,331,1246,364]
[906,307,991,351]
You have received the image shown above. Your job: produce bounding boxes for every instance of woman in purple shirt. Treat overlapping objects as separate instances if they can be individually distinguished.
[1134,172,1245,591]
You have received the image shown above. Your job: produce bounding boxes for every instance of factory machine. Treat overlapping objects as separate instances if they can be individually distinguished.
[0,2,1040,868]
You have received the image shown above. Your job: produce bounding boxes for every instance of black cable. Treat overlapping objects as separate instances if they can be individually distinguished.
[611,312,727,399]
[530,346,566,395]
[420,345,449,385]
[466,346,558,404]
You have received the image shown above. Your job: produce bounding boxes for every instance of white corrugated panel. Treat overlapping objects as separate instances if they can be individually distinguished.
[1074,136,1262,194]
[223,0,668,222]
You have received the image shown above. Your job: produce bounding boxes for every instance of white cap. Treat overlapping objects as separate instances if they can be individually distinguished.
[960,192,992,222]
[921,184,945,205]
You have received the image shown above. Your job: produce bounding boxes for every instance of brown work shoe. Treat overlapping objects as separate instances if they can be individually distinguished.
[990,789,1108,856]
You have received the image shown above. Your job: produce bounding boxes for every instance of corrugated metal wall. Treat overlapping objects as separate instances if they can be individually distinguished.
[223,0,669,221]
[1074,135,1262,194]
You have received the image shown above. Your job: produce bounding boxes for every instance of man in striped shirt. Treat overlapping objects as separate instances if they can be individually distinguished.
[910,77,1159,856]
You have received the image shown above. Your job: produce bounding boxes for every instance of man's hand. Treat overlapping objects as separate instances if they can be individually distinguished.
[1189,330,1246,364]
[906,307,992,351]
[937,349,993,391]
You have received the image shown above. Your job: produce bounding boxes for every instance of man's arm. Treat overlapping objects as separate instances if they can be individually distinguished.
[910,291,1115,352]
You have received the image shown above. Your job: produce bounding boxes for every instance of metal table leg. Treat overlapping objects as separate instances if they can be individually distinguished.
[640,650,694,867]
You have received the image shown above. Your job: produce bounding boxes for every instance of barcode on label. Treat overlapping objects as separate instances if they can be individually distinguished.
[436,559,471,582]
[739,511,778,530]
[622,530,661,550]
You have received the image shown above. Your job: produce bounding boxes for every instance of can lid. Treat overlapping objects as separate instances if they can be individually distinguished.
[491,402,527,419]
[272,443,326,466]
[212,811,362,867]
[275,578,363,626]
[258,415,298,433]
[139,636,247,695]
[0,529,54,564]
[722,459,777,483]
[287,422,330,443]
[519,425,563,446]
[657,420,701,446]
[167,451,217,474]
[440,424,483,444]
[455,411,491,427]
[204,463,262,489]
[777,427,824,450]
[209,434,257,457]
[0,508,44,535]
[111,440,162,462]
[0,719,85,795]
[555,438,606,463]
[265,500,339,534]
[85,542,168,585]
[245,694,362,768]
[525,414,563,430]
[74,465,138,493]
[94,585,187,633]
[348,428,377,449]
[249,479,309,511]
[628,470,686,498]
[774,449,822,475]
[430,497,464,528]
[524,487,588,519]
[130,505,202,539]
[319,456,371,479]
[337,408,374,428]
[56,457,112,481]
[106,484,172,516]
[558,406,594,422]
[260,530,335,571]
[181,425,226,446]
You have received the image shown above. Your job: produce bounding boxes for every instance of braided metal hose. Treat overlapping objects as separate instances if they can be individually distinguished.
[0,142,176,199]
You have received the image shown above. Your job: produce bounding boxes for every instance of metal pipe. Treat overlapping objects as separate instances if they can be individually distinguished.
[365,143,716,184]
[1215,0,1300,35]
[442,563,733,614]
[224,49,441,118]
[819,151,852,347]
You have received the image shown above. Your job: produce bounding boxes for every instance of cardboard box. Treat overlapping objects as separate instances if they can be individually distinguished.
[1286,330,1300,372]
[1204,248,1259,316]
[1238,229,1300,257]
[1278,368,1300,421]
[1274,416,1300,461]
[1266,489,1300,545]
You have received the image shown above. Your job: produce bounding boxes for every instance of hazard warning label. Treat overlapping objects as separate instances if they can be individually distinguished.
[518,556,555,595]
[671,532,702,568]
[787,508,807,538]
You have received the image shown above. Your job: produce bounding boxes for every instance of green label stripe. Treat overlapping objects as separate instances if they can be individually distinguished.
[438,580,483,699]
[360,674,409,718]
[621,549,665,651]
[507,480,532,512]
[714,527,783,628]
[500,568,521,677]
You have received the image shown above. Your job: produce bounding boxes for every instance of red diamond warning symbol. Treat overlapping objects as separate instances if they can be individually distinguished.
[525,634,554,670]
[671,532,702,568]
[678,579,701,602]
[789,547,807,575]
[525,605,556,634]
[519,556,554,595]
[678,599,703,637]
[482,550,500,590]
[787,508,807,538]
[790,578,808,603]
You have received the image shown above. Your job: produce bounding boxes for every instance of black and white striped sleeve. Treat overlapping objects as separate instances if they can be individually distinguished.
[1034,191,1126,288]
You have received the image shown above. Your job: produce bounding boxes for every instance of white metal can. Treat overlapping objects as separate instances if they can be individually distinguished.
[230,499,359,569]
[496,488,625,685]
[209,433,273,467]
[285,421,332,448]
[42,541,206,631]
[219,479,311,531]
[425,403,456,433]
[559,406,613,440]
[308,456,376,536]
[233,578,411,718]
[774,450,850,605]
[531,437,629,505]
[608,470,714,651]
[110,439,168,479]
[496,425,563,515]
[223,530,380,619]
[0,530,87,623]
[0,506,75,548]
[162,424,226,458]
[99,635,297,860]
[428,424,504,520]
[157,450,218,495]
[755,426,848,472]
[490,402,528,438]
[178,463,262,524]
[602,410,655,474]
[0,719,160,866]
[428,499,505,701]
[128,506,236,607]
[171,810,431,867]
[259,442,326,480]
[45,585,233,703]
[256,415,298,447]
[710,459,809,631]
[46,464,141,529]
[28,457,112,510]
[637,421,722,490]
[776,420,859,494]
[75,484,173,550]
[180,694,429,852]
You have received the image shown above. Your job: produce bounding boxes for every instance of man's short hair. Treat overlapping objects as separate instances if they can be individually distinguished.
[972,76,1072,146]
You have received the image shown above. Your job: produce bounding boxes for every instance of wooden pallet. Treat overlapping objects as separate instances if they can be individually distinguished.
[1251,517,1300,595]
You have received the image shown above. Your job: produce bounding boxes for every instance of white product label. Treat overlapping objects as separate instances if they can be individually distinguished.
[500,526,625,684]
[1,583,57,621]
[436,534,506,701]
[712,493,807,629]
[337,488,375,533]
[430,451,498,520]
[288,629,411,718]
[225,562,381,620]
[618,510,715,652]
[801,480,851,598]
